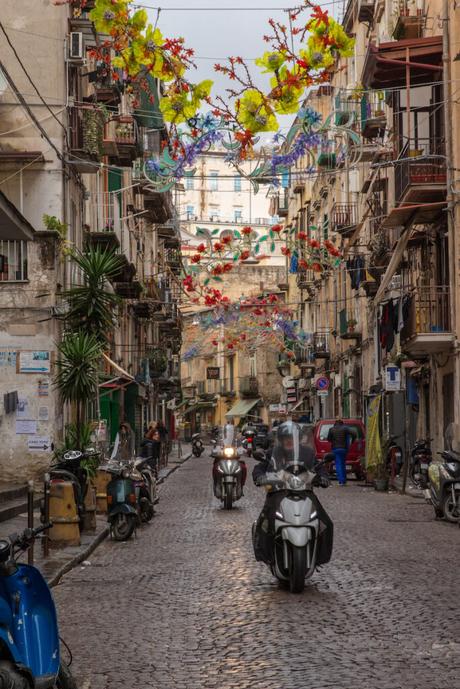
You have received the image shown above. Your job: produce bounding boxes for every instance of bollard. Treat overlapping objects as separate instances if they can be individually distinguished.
[27,480,34,565]
[94,469,111,514]
[48,482,80,547]
[83,482,97,531]
[42,473,50,557]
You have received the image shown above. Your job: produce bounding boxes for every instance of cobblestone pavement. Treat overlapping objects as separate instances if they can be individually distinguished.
[54,452,460,689]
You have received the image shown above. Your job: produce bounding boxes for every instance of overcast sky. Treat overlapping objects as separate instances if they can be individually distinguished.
[144,0,342,133]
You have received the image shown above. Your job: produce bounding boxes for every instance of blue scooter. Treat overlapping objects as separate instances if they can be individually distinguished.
[0,524,77,688]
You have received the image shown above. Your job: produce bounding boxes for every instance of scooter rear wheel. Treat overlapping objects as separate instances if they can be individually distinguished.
[442,492,460,523]
[0,661,31,688]
[112,514,136,541]
[289,545,307,594]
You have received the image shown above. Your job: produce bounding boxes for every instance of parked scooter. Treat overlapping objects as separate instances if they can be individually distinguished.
[192,433,204,457]
[0,523,76,688]
[410,438,433,489]
[133,457,157,521]
[385,436,403,479]
[105,461,141,540]
[241,428,255,457]
[47,448,98,531]
[427,449,460,522]
[211,441,245,510]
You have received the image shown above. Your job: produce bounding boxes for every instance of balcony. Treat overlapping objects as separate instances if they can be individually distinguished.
[297,267,315,292]
[165,248,182,274]
[395,140,446,206]
[239,376,259,397]
[331,203,357,237]
[313,331,330,359]
[360,94,386,139]
[339,309,362,341]
[114,279,143,299]
[85,192,123,250]
[220,379,236,398]
[275,189,289,217]
[317,141,336,169]
[358,0,375,23]
[362,36,442,90]
[68,104,104,173]
[144,193,174,225]
[393,4,425,40]
[294,343,315,367]
[103,116,141,166]
[400,286,454,356]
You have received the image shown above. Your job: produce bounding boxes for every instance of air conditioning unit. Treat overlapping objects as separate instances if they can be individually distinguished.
[69,32,84,61]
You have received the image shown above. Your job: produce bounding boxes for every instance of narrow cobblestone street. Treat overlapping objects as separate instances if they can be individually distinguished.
[54,452,460,689]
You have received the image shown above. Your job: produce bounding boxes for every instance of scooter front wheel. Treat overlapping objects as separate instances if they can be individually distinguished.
[0,661,32,688]
[289,545,307,594]
[442,491,460,523]
[56,662,78,689]
[223,485,233,510]
[111,514,136,541]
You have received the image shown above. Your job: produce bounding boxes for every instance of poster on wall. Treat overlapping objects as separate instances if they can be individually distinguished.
[38,406,49,421]
[0,351,17,367]
[16,420,37,435]
[16,398,30,419]
[19,351,51,374]
[38,380,49,396]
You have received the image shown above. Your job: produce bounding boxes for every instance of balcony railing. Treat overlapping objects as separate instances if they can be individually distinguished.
[276,189,289,217]
[313,330,330,358]
[360,93,386,139]
[294,343,315,366]
[331,202,357,236]
[220,378,236,396]
[401,287,451,341]
[0,240,28,282]
[395,140,446,204]
[239,376,259,397]
[68,104,104,173]
[393,3,425,40]
[103,116,140,165]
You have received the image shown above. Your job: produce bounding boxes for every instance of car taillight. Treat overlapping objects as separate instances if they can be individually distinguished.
[129,493,137,504]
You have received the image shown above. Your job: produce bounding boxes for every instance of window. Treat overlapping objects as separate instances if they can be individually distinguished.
[228,355,235,391]
[234,176,242,192]
[249,353,257,377]
[186,205,195,220]
[318,423,363,441]
[0,240,28,281]
[210,170,219,191]
[186,176,194,190]
[209,205,220,221]
[234,208,243,222]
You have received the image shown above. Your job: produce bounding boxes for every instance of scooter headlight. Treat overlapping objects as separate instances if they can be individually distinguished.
[224,447,235,458]
[287,475,306,491]
[122,467,131,479]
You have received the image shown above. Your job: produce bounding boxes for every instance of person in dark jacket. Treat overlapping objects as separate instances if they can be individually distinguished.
[156,420,169,465]
[252,421,333,565]
[140,427,160,474]
[327,419,356,486]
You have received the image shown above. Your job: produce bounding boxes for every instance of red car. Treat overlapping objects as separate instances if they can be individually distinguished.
[313,419,366,480]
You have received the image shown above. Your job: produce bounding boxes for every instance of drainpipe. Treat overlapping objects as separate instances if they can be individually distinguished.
[442,0,458,431]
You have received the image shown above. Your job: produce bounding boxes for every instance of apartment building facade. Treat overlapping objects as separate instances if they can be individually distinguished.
[0,0,181,480]
[278,0,457,454]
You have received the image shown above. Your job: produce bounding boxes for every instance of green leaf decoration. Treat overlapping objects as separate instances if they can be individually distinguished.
[258,235,268,242]
[233,230,241,239]
[204,277,210,286]
[196,227,207,236]
[254,243,260,254]
[233,253,239,262]
[161,149,177,167]
[270,241,275,252]
[213,276,223,282]
[222,140,241,151]
[269,229,274,238]
[184,169,196,177]
[212,229,220,235]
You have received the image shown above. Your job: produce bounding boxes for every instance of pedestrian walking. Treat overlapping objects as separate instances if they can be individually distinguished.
[157,420,169,467]
[327,418,356,486]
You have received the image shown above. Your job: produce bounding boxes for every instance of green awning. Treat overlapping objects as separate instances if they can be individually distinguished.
[226,398,260,418]
[183,400,216,416]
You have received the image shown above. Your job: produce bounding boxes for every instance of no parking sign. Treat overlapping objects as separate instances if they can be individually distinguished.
[315,376,330,396]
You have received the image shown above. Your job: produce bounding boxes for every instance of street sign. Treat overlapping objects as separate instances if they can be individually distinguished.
[28,436,51,452]
[206,367,220,380]
[317,390,329,397]
[282,376,295,389]
[315,376,330,392]
[385,366,401,391]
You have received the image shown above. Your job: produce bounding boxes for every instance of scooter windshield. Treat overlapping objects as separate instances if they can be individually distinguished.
[271,421,302,471]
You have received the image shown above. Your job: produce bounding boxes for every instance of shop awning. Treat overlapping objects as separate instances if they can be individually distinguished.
[226,398,260,418]
[99,354,136,395]
[183,400,216,415]
[0,190,36,241]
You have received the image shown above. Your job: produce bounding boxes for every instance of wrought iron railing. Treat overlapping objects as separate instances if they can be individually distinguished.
[395,139,446,203]
[400,286,451,340]
[331,202,357,235]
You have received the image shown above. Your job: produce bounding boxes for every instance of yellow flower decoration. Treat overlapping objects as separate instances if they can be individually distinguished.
[237,89,278,133]
[255,51,286,74]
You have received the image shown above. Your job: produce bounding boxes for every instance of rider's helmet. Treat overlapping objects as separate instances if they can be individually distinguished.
[274,421,301,468]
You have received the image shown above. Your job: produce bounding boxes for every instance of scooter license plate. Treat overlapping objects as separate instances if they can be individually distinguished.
[420,463,429,470]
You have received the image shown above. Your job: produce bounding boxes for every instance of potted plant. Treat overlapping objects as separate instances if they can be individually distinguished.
[149,350,167,376]
[347,317,358,333]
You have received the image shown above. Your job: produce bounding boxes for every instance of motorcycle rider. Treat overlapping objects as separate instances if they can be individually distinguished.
[252,420,333,565]
[212,424,247,490]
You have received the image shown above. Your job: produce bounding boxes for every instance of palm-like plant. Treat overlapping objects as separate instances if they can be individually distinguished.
[55,332,102,445]
[63,247,125,342]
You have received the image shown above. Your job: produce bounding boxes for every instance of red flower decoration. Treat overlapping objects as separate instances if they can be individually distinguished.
[196,243,206,253]
[281,246,291,256]
[271,224,283,233]
[240,250,250,261]
[212,264,224,275]
[214,242,223,252]
[312,262,322,273]
[223,263,233,273]
[191,254,201,264]
[212,339,218,346]
[298,232,308,241]
[299,259,308,269]
[310,239,320,249]
[242,226,253,236]
[269,294,278,303]
[221,235,232,245]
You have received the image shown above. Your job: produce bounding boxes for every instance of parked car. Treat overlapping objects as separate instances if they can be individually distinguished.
[313,419,366,480]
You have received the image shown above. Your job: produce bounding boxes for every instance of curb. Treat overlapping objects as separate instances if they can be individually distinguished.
[48,451,193,588]
[48,526,109,588]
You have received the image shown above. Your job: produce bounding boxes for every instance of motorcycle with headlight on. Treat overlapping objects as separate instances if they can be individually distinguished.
[211,443,246,510]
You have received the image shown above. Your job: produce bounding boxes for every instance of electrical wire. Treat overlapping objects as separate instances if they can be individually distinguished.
[0,21,68,141]
[0,109,65,137]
